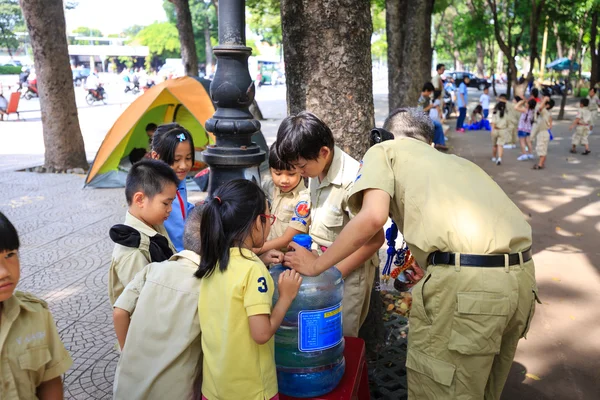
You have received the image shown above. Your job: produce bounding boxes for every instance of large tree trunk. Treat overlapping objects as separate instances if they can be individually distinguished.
[476,40,485,77]
[558,12,588,120]
[386,0,434,110]
[553,22,564,59]
[281,0,374,160]
[591,11,598,88]
[527,0,546,79]
[20,0,87,170]
[171,0,199,76]
[204,13,213,76]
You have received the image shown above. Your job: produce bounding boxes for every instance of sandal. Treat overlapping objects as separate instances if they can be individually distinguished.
[569,149,577,154]
[533,164,544,170]
[582,150,591,155]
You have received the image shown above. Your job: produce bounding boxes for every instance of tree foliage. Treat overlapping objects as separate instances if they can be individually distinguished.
[0,0,23,56]
[134,21,181,62]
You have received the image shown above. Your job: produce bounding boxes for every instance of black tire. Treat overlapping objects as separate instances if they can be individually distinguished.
[102,92,107,104]
[85,93,95,106]
[24,91,32,100]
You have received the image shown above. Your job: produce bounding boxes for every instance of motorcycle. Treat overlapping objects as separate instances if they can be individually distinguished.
[124,81,140,95]
[443,91,454,119]
[22,79,39,100]
[86,84,107,105]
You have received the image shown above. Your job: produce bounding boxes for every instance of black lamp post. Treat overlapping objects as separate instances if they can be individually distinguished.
[202,0,266,196]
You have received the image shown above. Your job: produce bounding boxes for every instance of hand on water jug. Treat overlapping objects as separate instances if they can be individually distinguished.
[278,269,303,301]
[283,242,319,276]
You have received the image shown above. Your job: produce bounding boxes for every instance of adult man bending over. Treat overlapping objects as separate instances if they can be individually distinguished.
[285,108,539,400]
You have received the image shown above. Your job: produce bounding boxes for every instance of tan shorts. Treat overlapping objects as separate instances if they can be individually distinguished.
[572,126,589,146]
[492,128,508,146]
[342,255,377,337]
[536,130,550,156]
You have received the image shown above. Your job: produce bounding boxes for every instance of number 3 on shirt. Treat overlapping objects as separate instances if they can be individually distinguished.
[257,277,268,293]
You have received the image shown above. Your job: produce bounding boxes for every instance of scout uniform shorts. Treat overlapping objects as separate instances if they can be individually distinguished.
[536,130,550,157]
[492,128,507,147]
[572,126,589,146]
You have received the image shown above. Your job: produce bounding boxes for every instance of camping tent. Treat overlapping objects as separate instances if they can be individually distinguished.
[545,57,580,72]
[85,76,215,188]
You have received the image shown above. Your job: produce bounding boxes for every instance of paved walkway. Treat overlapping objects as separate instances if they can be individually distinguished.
[1,87,599,399]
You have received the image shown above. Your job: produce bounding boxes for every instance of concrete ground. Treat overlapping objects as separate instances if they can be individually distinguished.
[1,81,598,399]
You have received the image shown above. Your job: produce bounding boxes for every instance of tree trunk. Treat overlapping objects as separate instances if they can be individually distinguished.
[553,22,563,59]
[204,13,213,77]
[386,0,406,111]
[171,0,199,76]
[476,40,485,77]
[558,13,587,120]
[19,0,87,170]
[590,11,598,88]
[447,22,463,71]
[527,0,546,79]
[281,0,374,160]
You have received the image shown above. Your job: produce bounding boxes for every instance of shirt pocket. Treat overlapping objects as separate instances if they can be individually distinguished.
[277,207,294,224]
[17,345,52,392]
[448,292,510,355]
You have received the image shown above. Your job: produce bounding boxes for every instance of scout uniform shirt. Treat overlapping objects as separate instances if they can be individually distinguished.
[491,111,509,146]
[572,108,592,146]
[348,137,532,269]
[0,292,73,399]
[108,212,176,305]
[198,248,277,400]
[263,178,308,241]
[289,146,378,337]
[113,251,202,400]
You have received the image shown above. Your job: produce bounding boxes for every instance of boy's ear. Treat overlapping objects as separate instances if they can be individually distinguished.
[133,191,146,207]
[150,151,159,160]
[319,146,331,159]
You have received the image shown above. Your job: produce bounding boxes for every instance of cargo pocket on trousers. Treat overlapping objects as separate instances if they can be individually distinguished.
[448,292,510,355]
[521,287,541,339]
[411,273,433,325]
[406,349,456,392]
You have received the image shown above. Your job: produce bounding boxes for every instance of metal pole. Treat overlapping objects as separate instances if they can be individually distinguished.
[202,0,266,196]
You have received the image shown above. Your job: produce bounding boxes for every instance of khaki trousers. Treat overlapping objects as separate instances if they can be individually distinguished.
[406,257,538,400]
[342,256,377,337]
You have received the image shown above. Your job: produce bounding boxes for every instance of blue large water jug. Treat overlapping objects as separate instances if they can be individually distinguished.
[270,234,345,398]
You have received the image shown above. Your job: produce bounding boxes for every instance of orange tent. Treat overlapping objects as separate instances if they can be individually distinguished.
[85,76,215,187]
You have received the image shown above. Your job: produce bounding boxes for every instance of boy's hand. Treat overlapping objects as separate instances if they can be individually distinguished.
[404,261,425,289]
[284,242,319,276]
[259,249,284,265]
[277,269,302,301]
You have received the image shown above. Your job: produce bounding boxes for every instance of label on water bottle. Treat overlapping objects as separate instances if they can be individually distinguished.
[298,302,343,352]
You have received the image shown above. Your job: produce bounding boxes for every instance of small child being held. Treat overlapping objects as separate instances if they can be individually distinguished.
[195,179,302,400]
[569,98,592,155]
[259,145,309,254]
[108,159,178,305]
[0,212,73,399]
[112,207,204,400]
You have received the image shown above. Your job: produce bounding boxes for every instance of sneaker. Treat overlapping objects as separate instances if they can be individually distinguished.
[496,158,502,165]
[517,154,529,161]
[457,128,465,133]
[491,157,497,162]
[503,144,512,149]
[512,144,518,149]
[527,154,534,159]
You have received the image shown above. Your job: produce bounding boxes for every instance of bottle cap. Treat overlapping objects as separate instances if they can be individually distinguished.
[292,234,312,250]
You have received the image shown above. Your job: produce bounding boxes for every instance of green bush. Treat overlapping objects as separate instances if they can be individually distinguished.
[0,65,22,75]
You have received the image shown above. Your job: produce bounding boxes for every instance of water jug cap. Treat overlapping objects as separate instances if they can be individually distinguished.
[292,234,312,250]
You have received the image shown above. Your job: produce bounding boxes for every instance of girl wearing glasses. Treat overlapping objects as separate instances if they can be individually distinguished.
[193,179,302,400]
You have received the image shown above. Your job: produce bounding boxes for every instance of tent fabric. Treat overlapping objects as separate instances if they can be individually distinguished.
[545,57,580,71]
[85,76,215,187]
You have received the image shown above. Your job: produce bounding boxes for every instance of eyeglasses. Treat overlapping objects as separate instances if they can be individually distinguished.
[260,214,277,226]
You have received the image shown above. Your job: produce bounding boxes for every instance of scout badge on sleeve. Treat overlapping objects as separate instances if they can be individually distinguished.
[291,199,310,226]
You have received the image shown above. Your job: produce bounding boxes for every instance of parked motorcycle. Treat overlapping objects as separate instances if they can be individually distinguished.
[86,84,106,105]
[443,91,454,119]
[124,81,140,95]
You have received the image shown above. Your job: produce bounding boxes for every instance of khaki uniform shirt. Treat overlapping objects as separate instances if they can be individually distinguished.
[534,107,552,137]
[577,108,592,125]
[113,251,202,400]
[349,138,532,269]
[491,112,509,130]
[506,102,521,126]
[0,292,73,399]
[264,179,308,240]
[108,212,175,305]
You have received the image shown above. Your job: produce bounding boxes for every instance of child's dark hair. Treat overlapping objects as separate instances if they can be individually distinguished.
[432,91,441,101]
[499,93,508,100]
[494,101,506,118]
[531,88,539,98]
[515,95,523,102]
[269,144,293,170]
[590,87,597,95]
[524,99,537,123]
[422,82,435,92]
[0,212,19,252]
[275,111,334,163]
[473,105,483,114]
[581,98,590,107]
[152,123,195,166]
[195,180,267,279]
[546,98,555,110]
[145,123,158,132]
[125,159,179,205]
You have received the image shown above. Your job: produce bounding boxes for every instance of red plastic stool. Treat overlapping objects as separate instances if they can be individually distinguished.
[280,336,371,400]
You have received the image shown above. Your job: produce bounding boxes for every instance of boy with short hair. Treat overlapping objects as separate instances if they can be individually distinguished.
[112,207,203,400]
[259,145,309,253]
[108,159,178,305]
[532,96,555,170]
[275,111,384,337]
[570,98,592,155]
[479,86,490,119]
[417,82,448,150]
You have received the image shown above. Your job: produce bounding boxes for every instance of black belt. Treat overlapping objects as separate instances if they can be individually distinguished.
[428,248,532,267]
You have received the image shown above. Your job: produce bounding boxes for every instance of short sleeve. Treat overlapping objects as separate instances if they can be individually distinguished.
[288,189,311,232]
[243,261,273,317]
[116,250,150,292]
[114,264,149,313]
[347,144,395,215]
[42,311,73,382]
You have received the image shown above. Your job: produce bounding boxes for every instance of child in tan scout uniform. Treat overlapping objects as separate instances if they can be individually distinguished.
[0,212,73,399]
[286,108,539,400]
[259,145,309,254]
[275,111,384,337]
[490,101,509,165]
[108,159,178,305]
[570,98,592,155]
[112,207,203,400]
[532,96,555,170]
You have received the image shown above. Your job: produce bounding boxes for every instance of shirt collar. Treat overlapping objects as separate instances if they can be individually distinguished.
[170,250,200,266]
[319,146,344,188]
[125,212,162,238]
[1,293,39,326]
[274,179,306,198]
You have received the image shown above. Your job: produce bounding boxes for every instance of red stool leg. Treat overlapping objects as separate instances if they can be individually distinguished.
[357,360,370,399]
